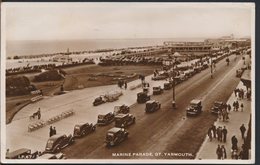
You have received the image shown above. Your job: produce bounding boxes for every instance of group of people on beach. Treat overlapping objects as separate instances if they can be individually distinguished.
[118,80,127,89]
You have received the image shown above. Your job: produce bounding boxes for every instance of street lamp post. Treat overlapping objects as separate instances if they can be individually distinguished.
[210,49,213,79]
[172,63,176,109]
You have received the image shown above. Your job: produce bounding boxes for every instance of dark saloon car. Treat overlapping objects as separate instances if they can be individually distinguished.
[164,82,172,90]
[186,99,202,116]
[105,127,129,146]
[137,92,151,103]
[115,114,135,128]
[145,100,161,112]
[93,95,107,106]
[45,133,75,153]
[97,112,115,126]
[73,122,96,137]
[114,104,130,115]
[211,101,223,114]
[153,86,163,95]
[6,148,38,159]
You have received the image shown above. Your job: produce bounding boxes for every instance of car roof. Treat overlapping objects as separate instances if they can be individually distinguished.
[6,148,31,158]
[48,133,66,140]
[115,114,128,118]
[108,127,122,133]
[190,99,201,104]
[146,100,156,104]
[75,122,89,126]
[214,101,223,104]
[36,154,56,159]
[99,112,111,115]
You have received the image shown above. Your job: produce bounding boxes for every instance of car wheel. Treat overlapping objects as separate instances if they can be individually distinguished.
[82,131,86,137]
[70,137,75,144]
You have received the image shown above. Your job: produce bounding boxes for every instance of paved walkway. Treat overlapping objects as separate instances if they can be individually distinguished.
[196,81,252,160]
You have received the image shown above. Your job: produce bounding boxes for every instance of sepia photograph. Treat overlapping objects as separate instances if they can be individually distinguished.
[1,2,255,163]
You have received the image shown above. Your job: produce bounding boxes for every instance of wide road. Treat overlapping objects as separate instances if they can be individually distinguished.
[61,54,246,159]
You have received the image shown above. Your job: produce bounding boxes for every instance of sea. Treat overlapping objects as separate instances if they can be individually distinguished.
[5,38,206,69]
[6,38,206,57]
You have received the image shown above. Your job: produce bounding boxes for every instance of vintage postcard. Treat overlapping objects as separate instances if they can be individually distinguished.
[1,2,255,164]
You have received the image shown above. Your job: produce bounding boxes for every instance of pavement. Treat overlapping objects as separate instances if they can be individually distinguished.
[195,81,252,160]
[5,59,200,153]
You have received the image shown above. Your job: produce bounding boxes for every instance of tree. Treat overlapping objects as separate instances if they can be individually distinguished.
[6,76,31,96]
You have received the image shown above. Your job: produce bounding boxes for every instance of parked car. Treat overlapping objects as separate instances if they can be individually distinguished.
[137,92,151,103]
[73,122,96,137]
[194,66,202,73]
[202,63,209,70]
[153,86,163,95]
[151,75,167,80]
[164,82,173,90]
[186,99,202,116]
[6,148,38,159]
[145,100,161,112]
[93,95,107,106]
[37,153,66,159]
[45,133,75,153]
[97,112,115,126]
[115,114,135,128]
[105,127,129,146]
[114,104,130,115]
[211,101,223,114]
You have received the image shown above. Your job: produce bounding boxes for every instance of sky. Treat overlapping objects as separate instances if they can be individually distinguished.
[3,3,254,41]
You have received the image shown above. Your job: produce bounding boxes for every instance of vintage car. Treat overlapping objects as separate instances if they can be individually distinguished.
[105,127,129,146]
[6,148,38,159]
[45,133,75,153]
[211,101,223,114]
[145,100,161,112]
[37,153,66,159]
[97,112,115,126]
[151,75,168,81]
[114,104,130,115]
[186,99,202,116]
[164,82,173,90]
[73,122,96,137]
[93,95,107,106]
[114,114,135,128]
[202,63,209,70]
[194,66,202,73]
[153,86,163,95]
[137,92,151,103]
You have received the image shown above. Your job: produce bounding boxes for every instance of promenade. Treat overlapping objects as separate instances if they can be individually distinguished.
[196,81,252,160]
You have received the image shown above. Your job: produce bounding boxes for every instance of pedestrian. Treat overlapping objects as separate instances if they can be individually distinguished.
[228,104,231,112]
[37,108,41,120]
[241,103,244,112]
[234,88,237,97]
[216,144,222,159]
[49,126,53,137]
[60,85,64,92]
[208,127,213,141]
[212,124,216,138]
[241,89,244,99]
[218,110,222,121]
[220,145,227,160]
[240,124,246,139]
[118,80,121,88]
[233,101,236,111]
[226,112,230,121]
[231,135,238,151]
[53,127,57,135]
[218,126,223,142]
[222,110,226,121]
[236,101,239,111]
[222,126,228,142]
[124,81,127,90]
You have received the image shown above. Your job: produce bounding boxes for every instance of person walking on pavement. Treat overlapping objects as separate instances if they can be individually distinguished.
[234,88,237,97]
[228,104,231,112]
[218,126,223,142]
[208,127,213,141]
[240,124,246,139]
[218,110,222,121]
[233,101,236,111]
[37,108,41,120]
[212,124,216,138]
[231,135,238,151]
[220,145,227,160]
[124,81,127,90]
[53,127,57,135]
[241,103,244,112]
[216,144,222,159]
[222,126,228,142]
[241,89,244,99]
[49,126,53,137]
[236,101,239,111]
